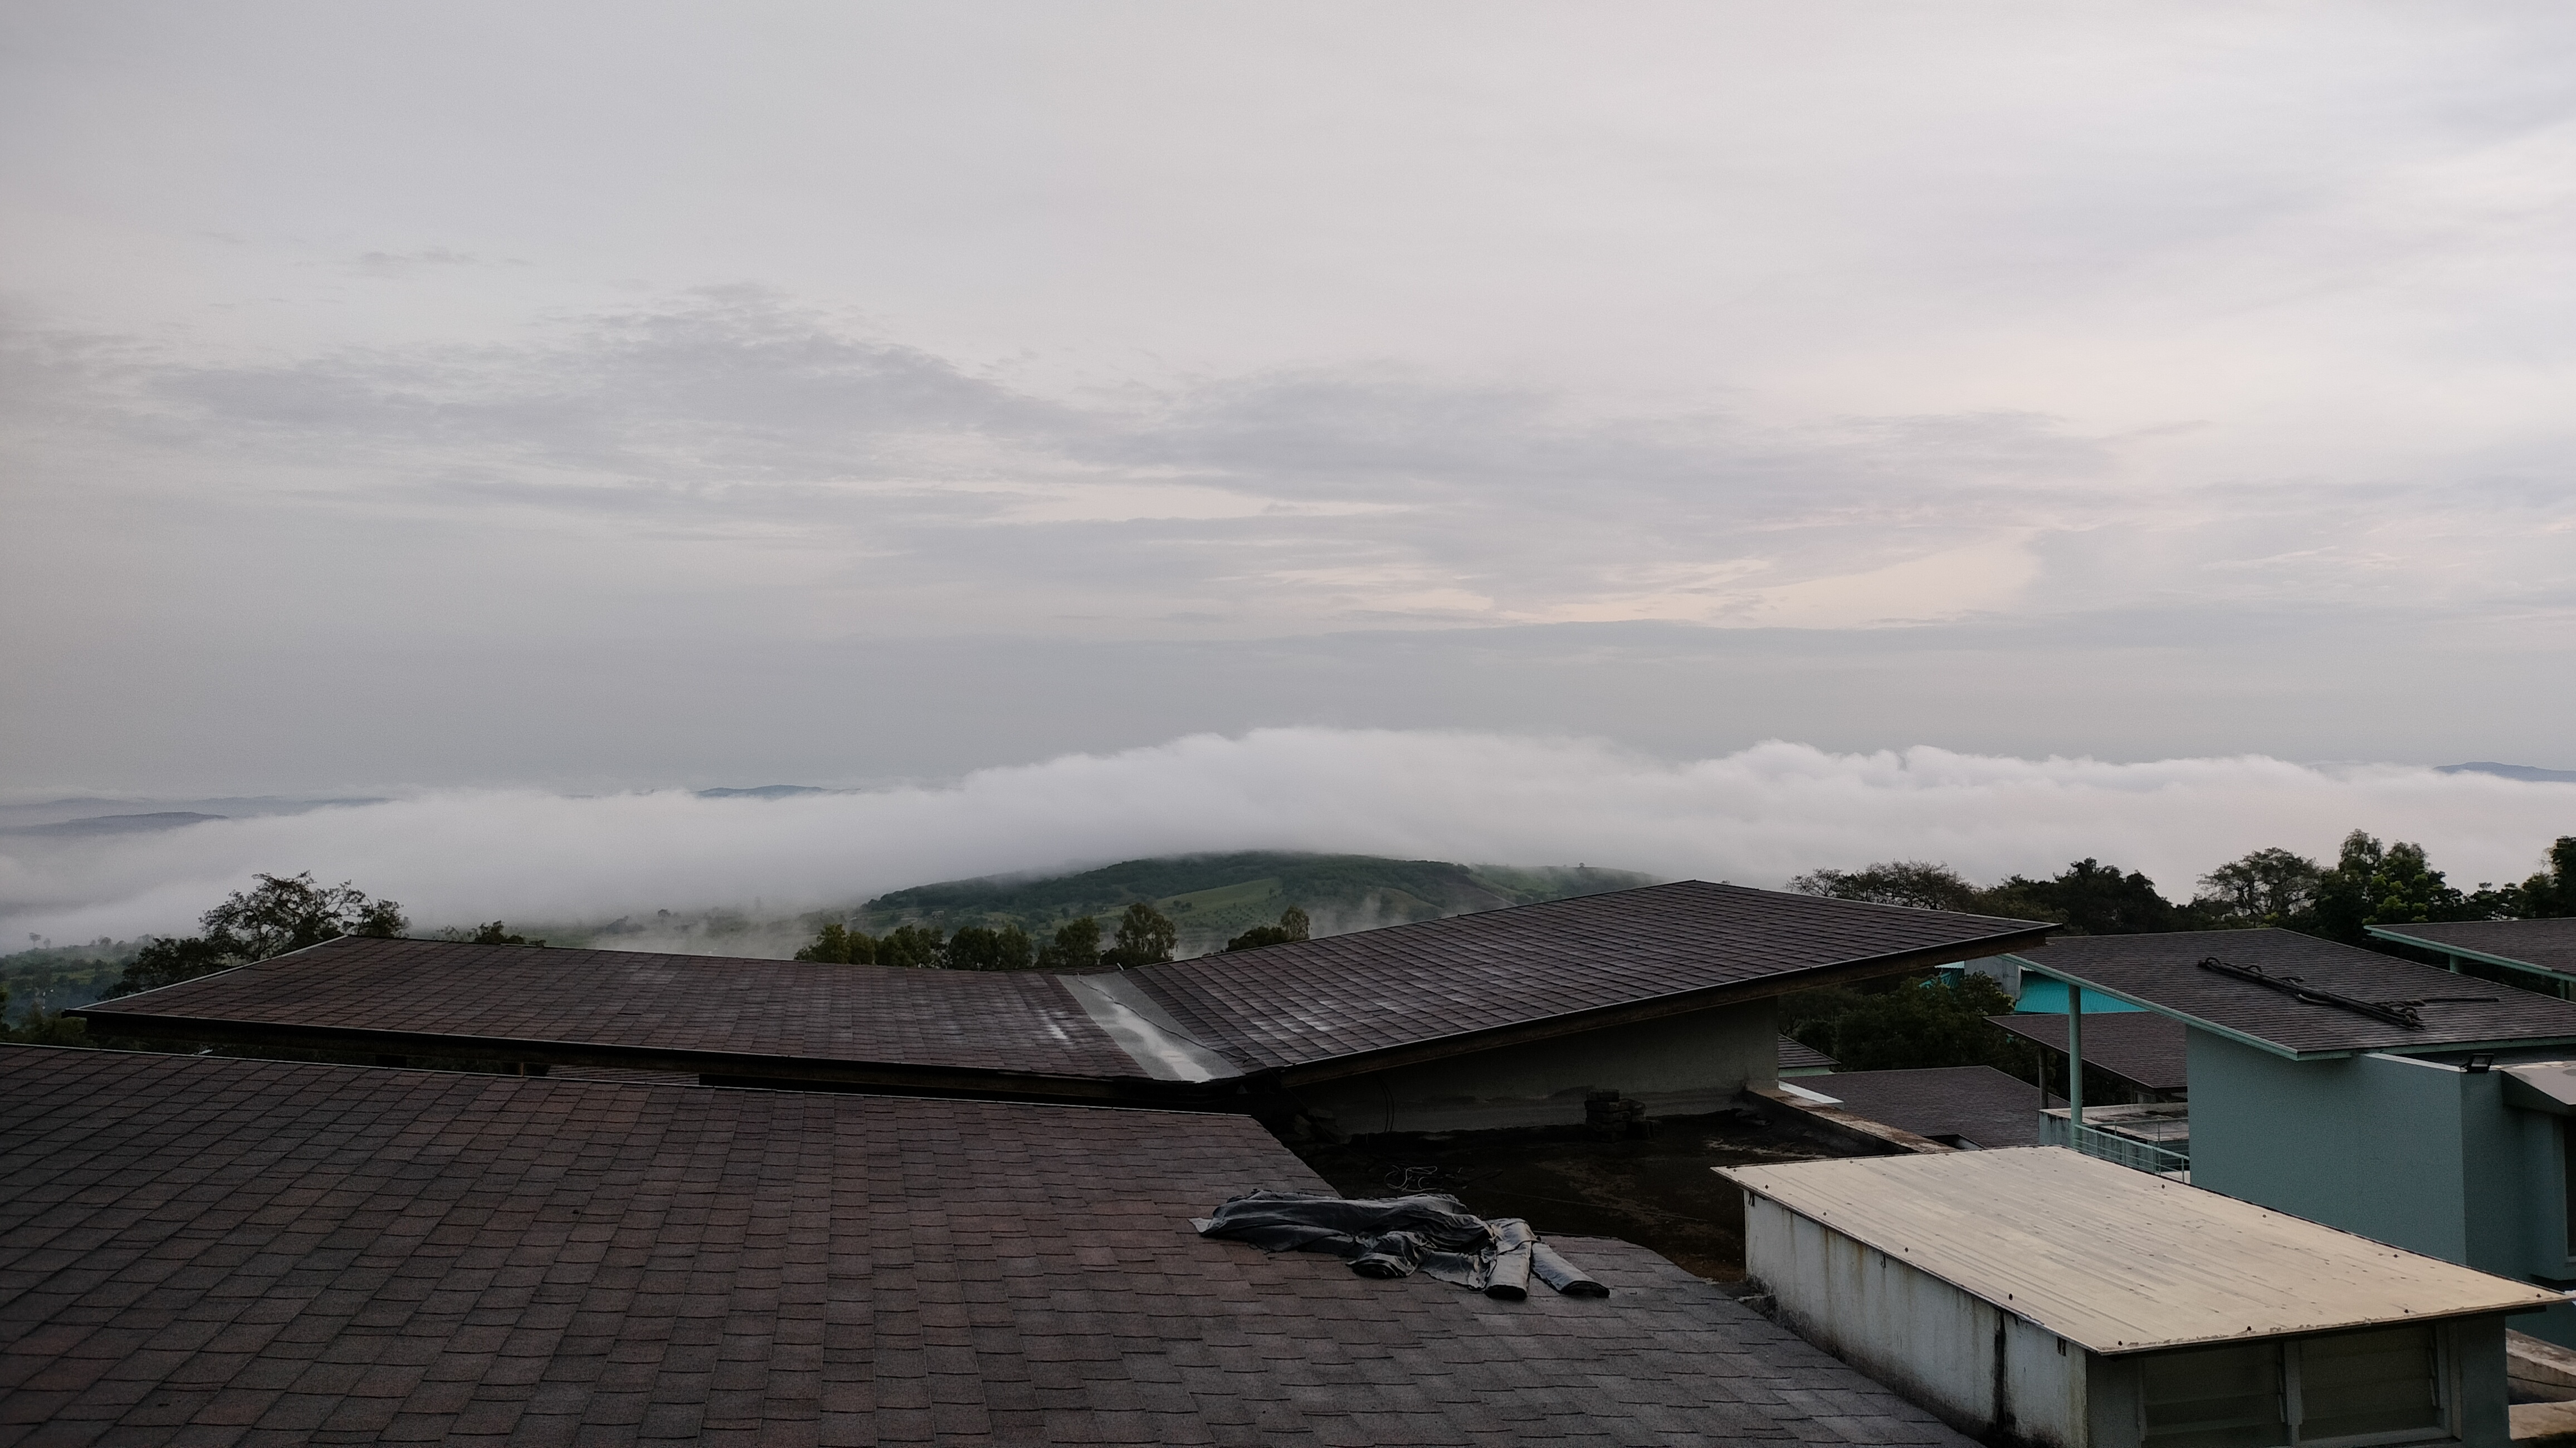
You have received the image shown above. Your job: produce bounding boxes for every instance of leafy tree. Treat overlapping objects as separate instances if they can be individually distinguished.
[1780,972,2027,1073]
[1225,906,1313,952]
[1105,904,1178,969]
[876,924,948,970]
[1988,859,2179,935]
[946,923,1036,972]
[456,921,541,946]
[100,873,406,1000]
[1036,918,1102,972]
[2518,838,2576,919]
[2313,830,2475,945]
[1787,862,1984,912]
[793,922,877,964]
[2193,847,2324,929]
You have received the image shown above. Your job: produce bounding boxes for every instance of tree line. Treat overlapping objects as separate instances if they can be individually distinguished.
[1789,830,2576,942]
[792,904,1311,971]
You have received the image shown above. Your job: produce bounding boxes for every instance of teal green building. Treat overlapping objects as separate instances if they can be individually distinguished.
[2016,929,2576,1349]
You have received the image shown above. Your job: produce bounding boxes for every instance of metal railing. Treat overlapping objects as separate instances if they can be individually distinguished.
[2040,1114,2190,1177]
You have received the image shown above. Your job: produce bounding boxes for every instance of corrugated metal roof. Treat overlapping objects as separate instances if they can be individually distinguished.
[1722,1146,2562,1354]
[2371,919,2576,979]
[1988,1011,2189,1093]
[2012,929,2576,1058]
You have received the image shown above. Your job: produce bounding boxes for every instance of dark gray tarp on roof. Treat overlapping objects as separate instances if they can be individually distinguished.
[1193,1190,1607,1298]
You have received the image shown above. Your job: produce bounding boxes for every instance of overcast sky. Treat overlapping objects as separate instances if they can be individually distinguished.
[6,2,2574,801]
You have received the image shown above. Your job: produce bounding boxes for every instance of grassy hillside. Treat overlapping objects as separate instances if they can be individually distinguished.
[855,852,1656,955]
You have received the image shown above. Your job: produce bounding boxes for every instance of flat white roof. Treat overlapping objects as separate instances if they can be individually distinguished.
[1721,1147,2563,1355]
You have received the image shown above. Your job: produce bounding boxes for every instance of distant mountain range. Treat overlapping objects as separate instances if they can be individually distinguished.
[2437,762,2576,784]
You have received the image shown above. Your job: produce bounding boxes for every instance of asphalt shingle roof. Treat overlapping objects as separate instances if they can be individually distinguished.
[1777,1036,1837,1072]
[1791,1065,2046,1148]
[2368,919,2576,979]
[1987,1011,2189,1094]
[0,1046,1974,1447]
[2014,929,2576,1058]
[76,935,1143,1084]
[1128,882,2048,1077]
[77,883,2048,1093]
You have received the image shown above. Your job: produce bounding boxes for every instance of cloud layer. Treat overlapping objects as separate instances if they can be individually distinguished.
[7,730,2568,948]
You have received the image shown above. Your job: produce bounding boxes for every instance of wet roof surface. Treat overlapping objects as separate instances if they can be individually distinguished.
[1988,1011,2189,1093]
[1129,882,2049,1074]
[79,883,2048,1087]
[1777,1035,1837,1071]
[2369,919,2576,977]
[0,1046,1975,1447]
[1726,1147,2562,1354]
[1793,1065,2046,1148]
[77,935,1142,1080]
[2013,929,2576,1058]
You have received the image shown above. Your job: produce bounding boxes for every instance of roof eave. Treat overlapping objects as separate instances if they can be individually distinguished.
[2365,927,2570,984]
[2008,954,2576,1062]
[1271,923,2053,1087]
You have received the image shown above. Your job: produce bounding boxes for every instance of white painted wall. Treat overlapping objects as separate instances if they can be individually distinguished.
[1746,1194,2089,1447]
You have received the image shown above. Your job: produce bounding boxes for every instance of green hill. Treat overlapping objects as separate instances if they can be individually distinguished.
[855,852,1657,955]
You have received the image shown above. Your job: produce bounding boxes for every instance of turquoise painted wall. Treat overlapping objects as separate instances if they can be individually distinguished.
[2011,978,2142,1014]
[2187,1030,2576,1347]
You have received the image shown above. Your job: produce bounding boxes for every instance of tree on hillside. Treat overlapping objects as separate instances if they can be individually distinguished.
[1226,907,1311,952]
[1787,862,1984,913]
[1987,859,2179,935]
[2518,838,2576,918]
[2193,847,2325,929]
[2312,830,2472,945]
[1104,904,1177,969]
[794,922,877,964]
[876,924,948,970]
[102,873,406,1000]
[946,924,1036,972]
[1037,917,1102,972]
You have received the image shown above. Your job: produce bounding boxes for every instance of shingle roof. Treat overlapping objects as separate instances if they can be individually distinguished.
[1785,1065,2045,1148]
[0,1045,1975,1447]
[2012,930,2576,1059]
[1987,1011,2189,1094]
[1777,1035,1837,1072]
[76,935,1145,1090]
[1129,882,2050,1078]
[76,882,2048,1094]
[2368,919,2576,980]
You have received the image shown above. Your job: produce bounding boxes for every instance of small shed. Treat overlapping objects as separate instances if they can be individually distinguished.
[1721,1147,2563,1448]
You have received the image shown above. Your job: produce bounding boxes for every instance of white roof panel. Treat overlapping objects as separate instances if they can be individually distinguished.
[1721,1147,2562,1354]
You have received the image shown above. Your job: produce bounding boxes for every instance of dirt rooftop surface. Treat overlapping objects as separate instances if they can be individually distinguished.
[1285,1109,1840,1281]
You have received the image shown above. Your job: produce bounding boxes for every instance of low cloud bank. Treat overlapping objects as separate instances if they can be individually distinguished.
[4,730,2569,947]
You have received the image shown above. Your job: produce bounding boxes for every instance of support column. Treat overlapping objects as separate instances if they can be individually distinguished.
[2067,984,2085,1133]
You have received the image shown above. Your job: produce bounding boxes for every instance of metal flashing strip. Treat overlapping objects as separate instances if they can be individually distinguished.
[1058,973,1243,1084]
[2367,927,2576,985]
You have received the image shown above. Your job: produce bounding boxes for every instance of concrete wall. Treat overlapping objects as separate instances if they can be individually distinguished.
[1292,999,1777,1135]
[1746,1195,2089,1448]
[2187,1030,2576,1348]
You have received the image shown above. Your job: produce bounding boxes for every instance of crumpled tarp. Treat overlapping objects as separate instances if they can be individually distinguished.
[1193,1190,1609,1300]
